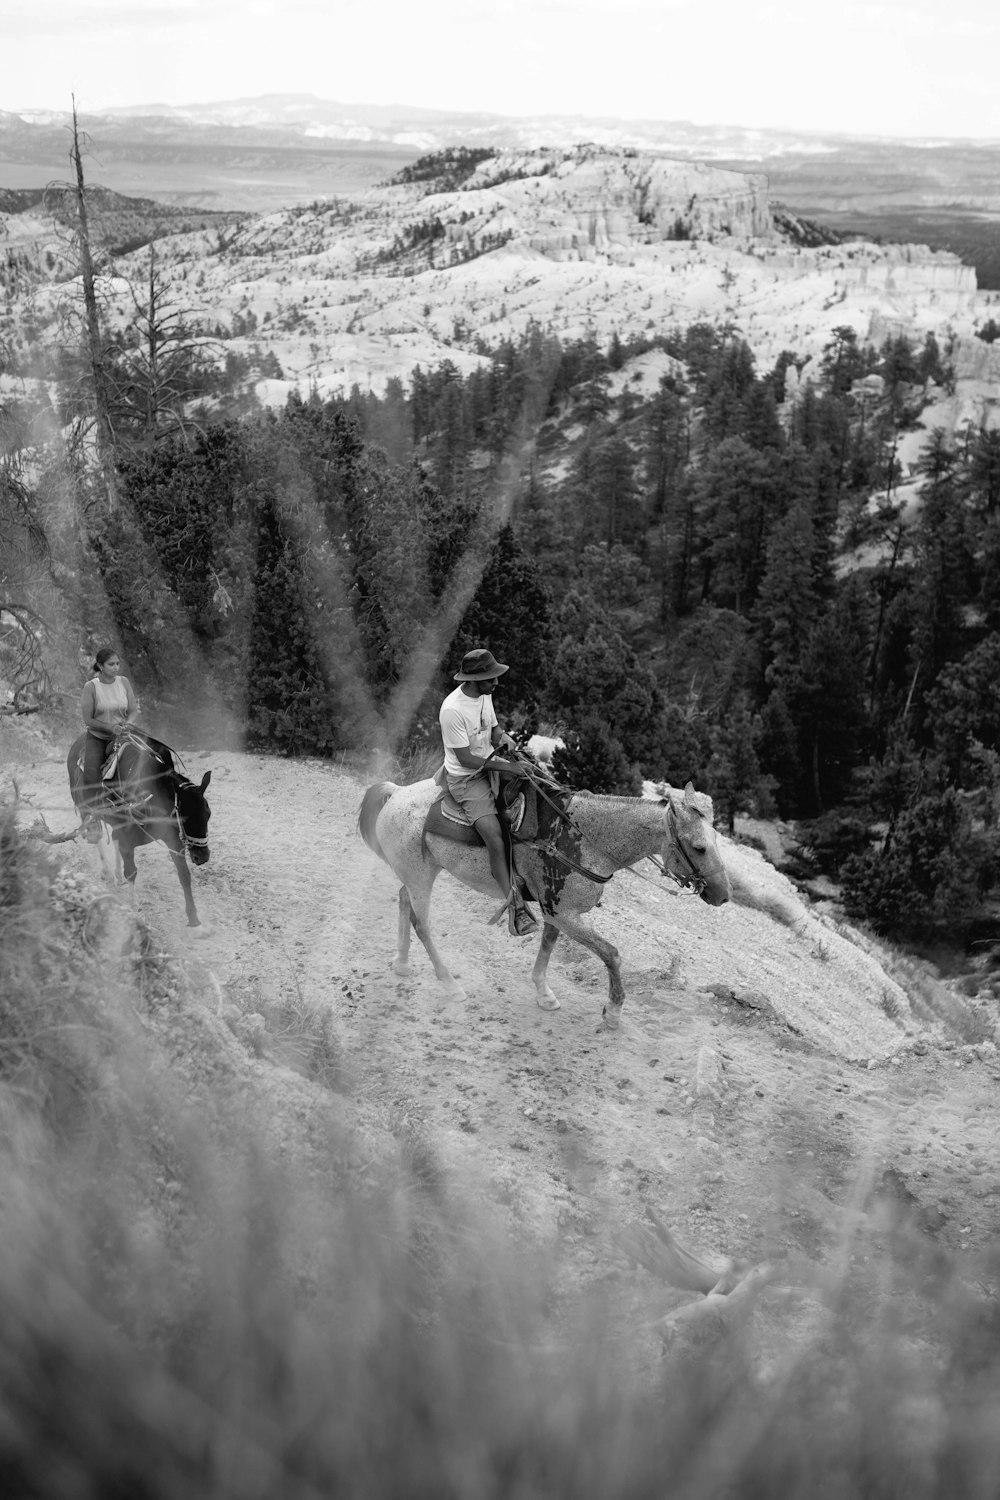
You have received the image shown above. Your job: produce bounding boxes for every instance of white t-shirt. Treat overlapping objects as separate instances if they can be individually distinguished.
[439,685,497,778]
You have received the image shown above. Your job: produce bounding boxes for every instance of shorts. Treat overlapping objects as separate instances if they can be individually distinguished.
[446,769,498,825]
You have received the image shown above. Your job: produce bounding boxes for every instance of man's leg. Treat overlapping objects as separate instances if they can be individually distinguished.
[473,812,515,901]
[474,815,538,935]
[448,771,537,934]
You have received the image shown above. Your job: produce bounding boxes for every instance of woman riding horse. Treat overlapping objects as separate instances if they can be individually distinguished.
[79,647,139,837]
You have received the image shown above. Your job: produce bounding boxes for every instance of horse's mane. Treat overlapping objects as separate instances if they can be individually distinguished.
[569,787,716,825]
[640,780,715,819]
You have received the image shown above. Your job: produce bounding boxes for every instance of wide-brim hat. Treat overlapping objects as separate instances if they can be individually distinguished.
[453,648,509,682]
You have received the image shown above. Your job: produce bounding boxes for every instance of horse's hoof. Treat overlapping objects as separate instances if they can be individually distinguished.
[597,1005,622,1033]
[392,961,413,979]
[441,981,467,1000]
[189,923,211,939]
[535,990,561,1012]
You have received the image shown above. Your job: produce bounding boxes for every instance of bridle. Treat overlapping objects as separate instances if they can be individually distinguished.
[173,777,209,852]
[112,769,208,854]
[659,802,708,896]
[502,753,707,894]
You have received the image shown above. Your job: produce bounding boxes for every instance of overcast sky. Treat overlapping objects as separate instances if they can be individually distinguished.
[6,0,999,140]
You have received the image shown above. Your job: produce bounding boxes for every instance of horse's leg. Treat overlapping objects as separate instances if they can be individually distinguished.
[169,849,201,928]
[530,922,562,1012]
[117,831,138,886]
[396,873,465,1000]
[548,912,624,1027]
[394,886,414,976]
[93,828,116,886]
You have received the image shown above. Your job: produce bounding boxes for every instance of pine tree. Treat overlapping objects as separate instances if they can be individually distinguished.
[906,429,975,734]
[453,524,554,710]
[706,693,768,833]
[692,438,783,612]
[820,326,867,397]
[581,433,643,549]
[542,589,662,777]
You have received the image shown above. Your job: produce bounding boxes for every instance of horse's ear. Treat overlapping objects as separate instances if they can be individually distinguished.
[683,781,696,804]
[200,771,212,792]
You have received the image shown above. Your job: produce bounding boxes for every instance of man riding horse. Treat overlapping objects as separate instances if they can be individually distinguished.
[439,648,539,937]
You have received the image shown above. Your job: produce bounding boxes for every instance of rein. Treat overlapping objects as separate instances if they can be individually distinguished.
[107,746,207,852]
[499,753,612,885]
[505,755,700,892]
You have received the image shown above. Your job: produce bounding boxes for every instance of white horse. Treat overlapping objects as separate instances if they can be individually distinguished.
[358,778,731,1025]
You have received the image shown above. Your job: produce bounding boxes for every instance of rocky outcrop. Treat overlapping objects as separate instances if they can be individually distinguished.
[950,333,1000,383]
[761,241,977,322]
[389,145,773,264]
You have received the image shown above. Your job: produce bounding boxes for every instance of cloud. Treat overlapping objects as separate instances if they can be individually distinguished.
[3,0,999,138]
[7,0,207,36]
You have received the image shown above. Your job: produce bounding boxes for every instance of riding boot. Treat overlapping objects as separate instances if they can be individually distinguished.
[508,899,539,937]
[81,809,104,843]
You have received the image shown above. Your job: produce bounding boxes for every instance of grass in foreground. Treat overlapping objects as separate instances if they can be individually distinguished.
[2,805,1000,1499]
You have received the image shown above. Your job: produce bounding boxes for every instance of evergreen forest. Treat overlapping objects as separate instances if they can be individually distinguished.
[7,291,1000,952]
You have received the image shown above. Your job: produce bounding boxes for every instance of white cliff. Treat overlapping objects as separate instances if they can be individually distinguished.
[3,144,997,440]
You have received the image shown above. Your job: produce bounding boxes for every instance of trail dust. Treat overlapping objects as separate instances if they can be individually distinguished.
[8,741,1000,1333]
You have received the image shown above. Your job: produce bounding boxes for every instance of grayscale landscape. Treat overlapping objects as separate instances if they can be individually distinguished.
[3,84,1000,1500]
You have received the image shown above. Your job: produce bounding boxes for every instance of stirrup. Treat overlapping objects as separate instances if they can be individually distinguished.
[509,902,539,937]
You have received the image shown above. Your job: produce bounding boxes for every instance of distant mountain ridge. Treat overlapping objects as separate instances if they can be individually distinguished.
[3,95,999,283]
[80,93,1000,155]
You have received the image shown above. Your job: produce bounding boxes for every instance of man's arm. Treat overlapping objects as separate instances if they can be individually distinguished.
[452,744,487,771]
[452,732,518,773]
[452,741,517,771]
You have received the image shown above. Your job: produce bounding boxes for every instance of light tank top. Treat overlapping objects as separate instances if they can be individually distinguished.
[91,676,128,727]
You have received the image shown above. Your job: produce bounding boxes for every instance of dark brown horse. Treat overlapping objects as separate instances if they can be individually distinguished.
[68,730,212,927]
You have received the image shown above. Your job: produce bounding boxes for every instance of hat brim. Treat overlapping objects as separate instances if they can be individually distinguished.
[454,661,509,681]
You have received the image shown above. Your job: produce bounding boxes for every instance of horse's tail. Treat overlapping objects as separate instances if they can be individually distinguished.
[67,733,86,809]
[358,781,398,864]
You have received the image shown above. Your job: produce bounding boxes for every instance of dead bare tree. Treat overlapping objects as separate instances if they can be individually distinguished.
[106,243,218,451]
[66,99,119,507]
[0,336,54,709]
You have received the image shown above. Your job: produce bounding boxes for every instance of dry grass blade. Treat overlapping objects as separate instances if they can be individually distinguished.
[616,1208,731,1292]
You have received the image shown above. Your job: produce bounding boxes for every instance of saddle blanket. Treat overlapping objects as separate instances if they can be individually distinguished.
[423,786,529,846]
[70,746,118,781]
[423,792,485,846]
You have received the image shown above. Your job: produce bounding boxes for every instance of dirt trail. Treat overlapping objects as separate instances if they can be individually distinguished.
[8,743,1000,1321]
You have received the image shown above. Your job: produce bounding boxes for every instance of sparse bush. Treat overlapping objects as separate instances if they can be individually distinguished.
[841,788,997,943]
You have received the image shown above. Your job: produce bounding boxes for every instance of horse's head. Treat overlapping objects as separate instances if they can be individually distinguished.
[648,781,732,907]
[176,771,212,864]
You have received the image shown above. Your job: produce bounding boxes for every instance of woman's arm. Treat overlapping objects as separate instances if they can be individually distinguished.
[121,678,139,724]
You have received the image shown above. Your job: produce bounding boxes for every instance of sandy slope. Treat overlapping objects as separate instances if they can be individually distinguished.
[7,742,1000,1331]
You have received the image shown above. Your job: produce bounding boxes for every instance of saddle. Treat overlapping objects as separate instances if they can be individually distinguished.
[423,762,568,856]
[74,730,170,823]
